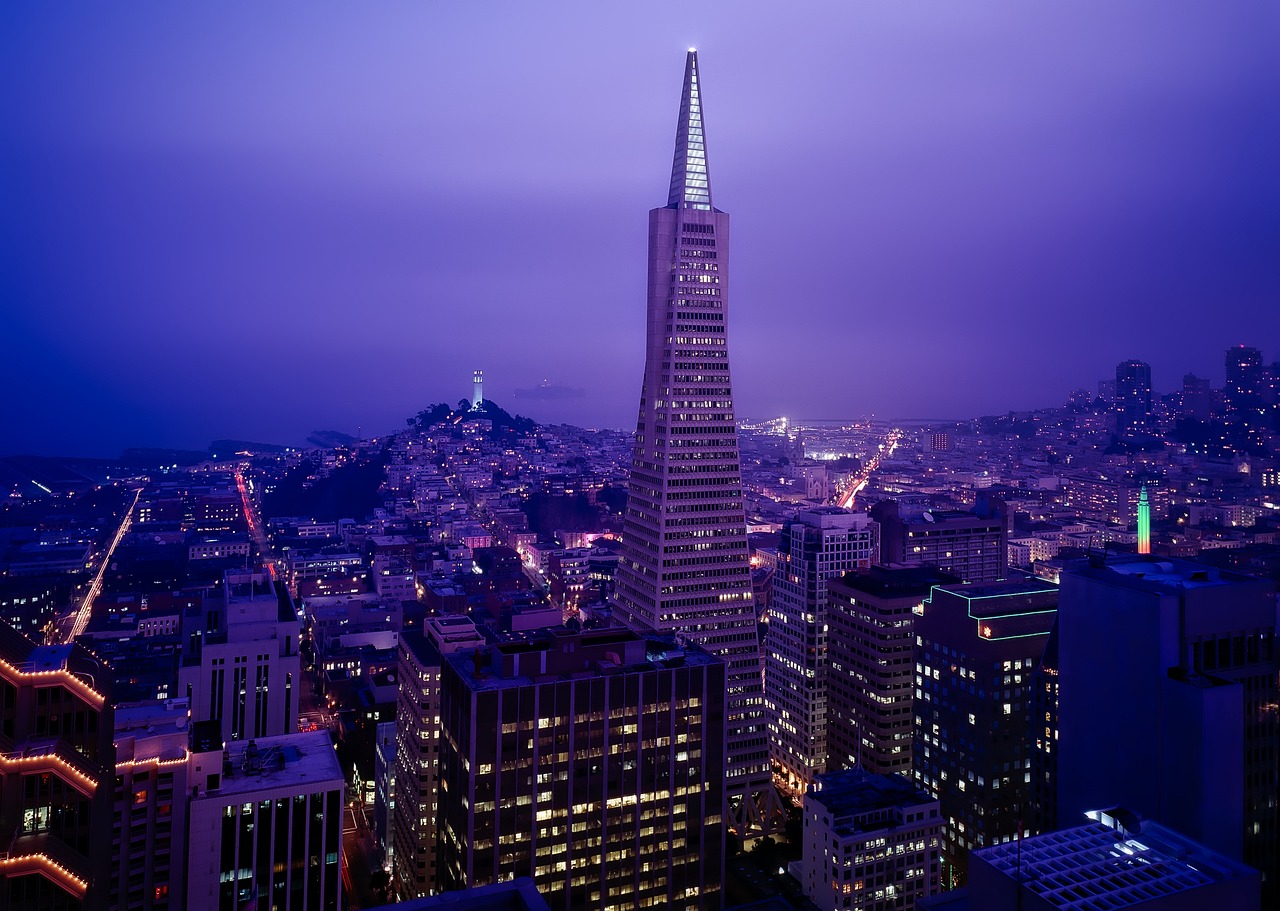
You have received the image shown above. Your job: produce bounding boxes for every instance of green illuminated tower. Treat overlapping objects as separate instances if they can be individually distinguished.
[1137,483,1151,555]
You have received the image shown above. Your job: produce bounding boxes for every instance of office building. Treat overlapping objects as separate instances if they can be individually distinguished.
[611,50,773,833]
[1114,359,1153,432]
[0,622,114,911]
[186,729,344,911]
[436,628,726,911]
[914,579,1058,884]
[111,699,192,911]
[953,810,1261,911]
[765,508,878,794]
[178,570,301,745]
[826,566,959,776]
[1056,556,1278,896]
[800,768,942,911]
[392,616,485,901]
[871,494,1008,584]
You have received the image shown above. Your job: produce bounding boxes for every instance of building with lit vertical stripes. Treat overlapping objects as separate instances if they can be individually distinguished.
[185,729,344,911]
[611,49,775,835]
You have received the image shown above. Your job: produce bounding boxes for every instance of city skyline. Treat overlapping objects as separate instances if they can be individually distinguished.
[4,3,1280,456]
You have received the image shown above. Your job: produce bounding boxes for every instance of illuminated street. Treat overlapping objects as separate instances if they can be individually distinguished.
[61,485,142,643]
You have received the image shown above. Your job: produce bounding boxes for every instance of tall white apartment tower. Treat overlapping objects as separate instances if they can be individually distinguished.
[613,50,776,833]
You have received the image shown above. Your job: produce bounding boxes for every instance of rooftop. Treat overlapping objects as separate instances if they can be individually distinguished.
[197,730,343,799]
[930,578,1060,618]
[834,565,961,600]
[808,768,936,832]
[449,628,720,692]
[1073,555,1261,593]
[975,815,1259,910]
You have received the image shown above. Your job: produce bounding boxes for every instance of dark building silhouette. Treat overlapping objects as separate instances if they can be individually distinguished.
[1224,345,1264,418]
[913,579,1058,885]
[1056,556,1278,901]
[1181,372,1212,420]
[1115,359,1153,432]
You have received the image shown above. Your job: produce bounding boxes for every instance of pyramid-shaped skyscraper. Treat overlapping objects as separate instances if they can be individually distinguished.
[613,50,777,834]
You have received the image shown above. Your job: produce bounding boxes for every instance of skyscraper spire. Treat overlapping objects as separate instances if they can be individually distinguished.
[667,49,712,210]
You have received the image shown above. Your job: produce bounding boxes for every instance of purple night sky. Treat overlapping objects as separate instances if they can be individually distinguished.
[3,3,1279,456]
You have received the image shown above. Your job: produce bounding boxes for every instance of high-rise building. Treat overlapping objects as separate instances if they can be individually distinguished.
[871,494,1008,584]
[800,769,943,911]
[913,579,1058,885]
[111,699,193,911]
[435,628,727,911]
[1114,359,1153,432]
[178,570,301,745]
[1224,345,1263,417]
[826,566,959,776]
[185,729,345,911]
[392,616,485,901]
[1181,372,1212,420]
[611,49,774,833]
[1056,556,1278,898]
[765,508,878,794]
[0,622,114,910]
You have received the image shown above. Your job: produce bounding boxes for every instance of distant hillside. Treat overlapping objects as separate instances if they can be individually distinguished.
[407,399,537,437]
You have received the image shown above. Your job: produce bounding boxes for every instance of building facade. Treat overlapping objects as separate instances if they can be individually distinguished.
[178,571,301,745]
[826,566,958,776]
[392,616,485,901]
[801,768,942,911]
[110,700,192,911]
[913,579,1058,884]
[0,622,114,911]
[871,496,1008,584]
[1056,556,1278,898]
[765,508,878,793]
[436,629,726,911]
[185,730,344,911]
[610,50,773,833]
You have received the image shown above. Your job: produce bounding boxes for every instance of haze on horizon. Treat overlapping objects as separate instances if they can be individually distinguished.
[3,2,1279,457]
